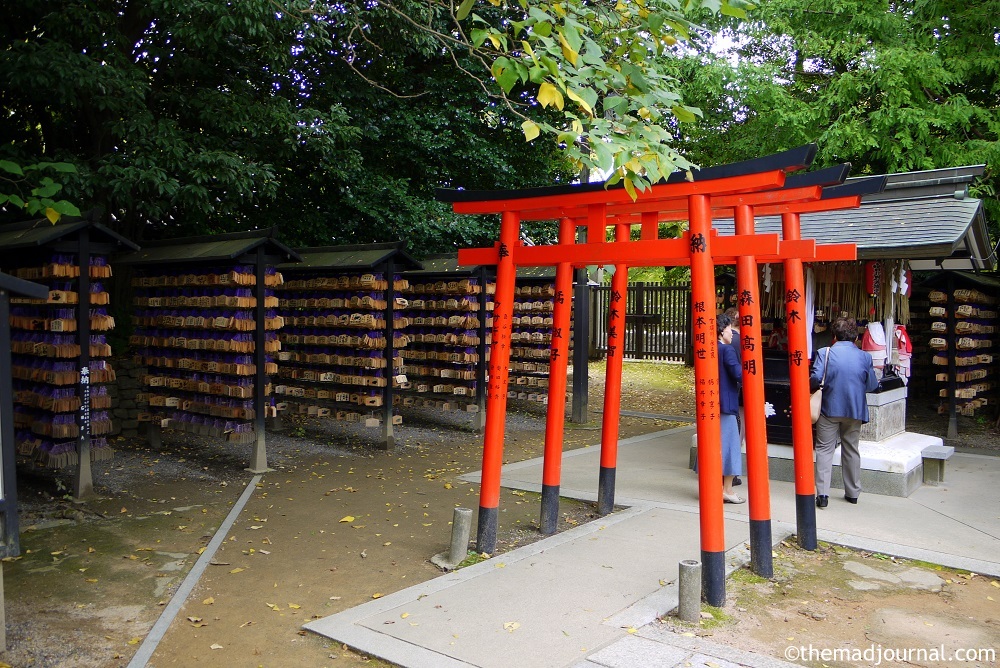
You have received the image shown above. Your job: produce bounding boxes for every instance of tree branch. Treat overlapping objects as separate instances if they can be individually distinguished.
[342,25,426,98]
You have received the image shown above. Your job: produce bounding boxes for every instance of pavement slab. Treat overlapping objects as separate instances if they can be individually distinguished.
[305,425,1000,668]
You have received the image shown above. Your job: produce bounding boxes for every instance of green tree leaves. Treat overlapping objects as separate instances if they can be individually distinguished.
[0,160,81,223]
[1,0,576,251]
[676,0,1000,238]
[371,0,752,195]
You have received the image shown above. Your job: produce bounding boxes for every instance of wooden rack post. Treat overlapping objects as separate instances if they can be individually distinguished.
[74,228,93,498]
[250,246,269,472]
[0,271,49,652]
[474,265,490,430]
[382,257,396,449]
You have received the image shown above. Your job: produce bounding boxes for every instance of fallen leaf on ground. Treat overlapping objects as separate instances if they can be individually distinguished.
[203,597,214,605]
[339,516,355,523]
[210,643,223,650]
[229,567,244,574]
[372,593,383,599]
[504,622,520,632]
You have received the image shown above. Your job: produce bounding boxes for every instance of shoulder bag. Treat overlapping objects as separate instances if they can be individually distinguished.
[810,347,830,424]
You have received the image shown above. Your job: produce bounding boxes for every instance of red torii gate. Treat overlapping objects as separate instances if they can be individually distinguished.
[441,146,881,605]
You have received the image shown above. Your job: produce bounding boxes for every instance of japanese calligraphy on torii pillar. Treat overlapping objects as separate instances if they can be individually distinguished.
[739,289,759,377]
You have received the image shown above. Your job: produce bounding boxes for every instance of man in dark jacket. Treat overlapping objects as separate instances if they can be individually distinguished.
[810,317,878,508]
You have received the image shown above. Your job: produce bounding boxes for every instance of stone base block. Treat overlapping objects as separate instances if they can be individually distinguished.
[689,431,943,498]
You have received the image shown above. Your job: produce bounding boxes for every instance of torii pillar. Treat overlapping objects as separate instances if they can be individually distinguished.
[478,211,520,552]
[688,194,728,604]
[598,219,631,515]
[733,204,773,576]
[540,217,576,534]
[784,211,819,548]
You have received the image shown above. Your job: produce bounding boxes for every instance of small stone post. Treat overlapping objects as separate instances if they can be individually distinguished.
[431,507,474,571]
[677,559,702,622]
[448,507,473,565]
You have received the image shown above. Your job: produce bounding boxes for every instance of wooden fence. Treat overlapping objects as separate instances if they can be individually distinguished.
[590,281,692,361]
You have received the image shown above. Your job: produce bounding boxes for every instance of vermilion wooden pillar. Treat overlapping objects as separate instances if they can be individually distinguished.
[734,205,773,578]
[781,212,818,550]
[598,221,630,516]
[477,210,520,554]
[540,217,576,534]
[689,194,726,607]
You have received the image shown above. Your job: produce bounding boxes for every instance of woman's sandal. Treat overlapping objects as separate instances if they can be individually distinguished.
[723,493,746,504]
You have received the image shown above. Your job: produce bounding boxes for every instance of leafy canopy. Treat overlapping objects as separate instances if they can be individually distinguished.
[676,0,1000,235]
[371,0,753,198]
[0,1,579,250]
[2,0,753,250]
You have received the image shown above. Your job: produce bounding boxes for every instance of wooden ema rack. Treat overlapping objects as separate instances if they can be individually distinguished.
[8,255,115,468]
[131,265,283,444]
[927,287,998,417]
[275,270,406,429]
[397,275,492,414]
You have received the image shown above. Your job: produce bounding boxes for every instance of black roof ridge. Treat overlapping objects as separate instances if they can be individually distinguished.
[138,226,281,247]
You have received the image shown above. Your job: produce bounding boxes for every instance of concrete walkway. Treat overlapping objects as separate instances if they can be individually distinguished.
[305,426,1000,668]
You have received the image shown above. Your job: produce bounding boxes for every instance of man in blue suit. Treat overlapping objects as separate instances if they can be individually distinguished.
[810,317,879,508]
